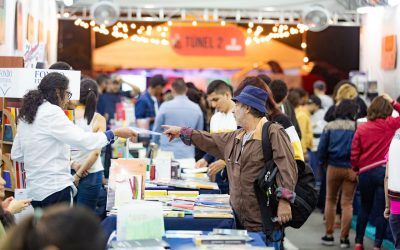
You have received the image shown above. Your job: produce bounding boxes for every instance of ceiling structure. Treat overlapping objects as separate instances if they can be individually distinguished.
[57,0,363,26]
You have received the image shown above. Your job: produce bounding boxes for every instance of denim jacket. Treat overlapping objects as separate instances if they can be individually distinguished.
[318,119,356,168]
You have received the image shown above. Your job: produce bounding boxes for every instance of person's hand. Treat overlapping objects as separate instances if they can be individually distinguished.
[384,207,390,219]
[382,94,394,103]
[161,125,182,142]
[207,160,226,182]
[277,199,292,225]
[6,199,32,214]
[2,197,14,210]
[113,127,138,140]
[195,159,208,169]
[73,174,80,187]
[71,162,81,172]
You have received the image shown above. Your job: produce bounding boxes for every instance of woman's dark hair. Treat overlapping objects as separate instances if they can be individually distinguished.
[80,78,99,124]
[334,99,359,121]
[234,76,281,120]
[0,205,106,250]
[269,79,288,104]
[367,96,393,121]
[19,72,69,124]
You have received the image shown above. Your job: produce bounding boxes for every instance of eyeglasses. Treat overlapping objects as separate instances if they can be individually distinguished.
[66,91,73,100]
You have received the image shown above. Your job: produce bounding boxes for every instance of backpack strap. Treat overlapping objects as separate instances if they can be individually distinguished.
[255,121,280,241]
[262,121,274,161]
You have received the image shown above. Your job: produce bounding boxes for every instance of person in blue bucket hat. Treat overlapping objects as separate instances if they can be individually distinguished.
[162,85,297,250]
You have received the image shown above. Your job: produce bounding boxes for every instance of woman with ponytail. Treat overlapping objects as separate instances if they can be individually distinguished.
[70,78,106,211]
[11,73,137,209]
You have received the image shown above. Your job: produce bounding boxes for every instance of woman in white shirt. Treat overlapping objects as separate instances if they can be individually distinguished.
[70,78,106,211]
[11,72,136,209]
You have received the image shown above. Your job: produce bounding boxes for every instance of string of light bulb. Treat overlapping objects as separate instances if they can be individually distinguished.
[73,19,309,50]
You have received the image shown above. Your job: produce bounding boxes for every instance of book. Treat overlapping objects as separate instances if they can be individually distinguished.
[193,235,247,245]
[182,167,208,174]
[110,239,169,249]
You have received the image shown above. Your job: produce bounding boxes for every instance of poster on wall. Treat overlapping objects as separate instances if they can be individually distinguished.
[381,35,397,70]
[14,0,23,51]
[0,0,5,45]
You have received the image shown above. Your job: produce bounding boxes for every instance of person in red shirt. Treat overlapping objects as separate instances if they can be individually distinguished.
[351,94,400,250]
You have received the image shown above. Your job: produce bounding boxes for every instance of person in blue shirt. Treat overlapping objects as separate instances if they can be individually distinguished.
[135,74,166,130]
[152,78,204,159]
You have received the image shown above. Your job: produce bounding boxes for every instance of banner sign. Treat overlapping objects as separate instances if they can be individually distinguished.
[0,68,81,99]
[170,26,245,56]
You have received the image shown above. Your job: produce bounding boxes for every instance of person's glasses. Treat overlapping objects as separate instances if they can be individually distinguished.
[66,91,73,100]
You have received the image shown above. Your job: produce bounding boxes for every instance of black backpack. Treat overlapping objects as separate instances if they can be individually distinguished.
[254,121,318,238]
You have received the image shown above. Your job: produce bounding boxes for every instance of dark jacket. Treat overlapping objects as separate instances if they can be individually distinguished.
[282,101,302,139]
[318,119,356,168]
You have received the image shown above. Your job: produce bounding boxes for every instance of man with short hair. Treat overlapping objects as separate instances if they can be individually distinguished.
[152,79,203,159]
[135,74,167,130]
[195,80,237,191]
[269,79,302,138]
[313,80,333,110]
[96,74,111,94]
[163,85,297,248]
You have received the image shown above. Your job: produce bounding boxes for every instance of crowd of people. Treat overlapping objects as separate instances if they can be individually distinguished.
[1,61,400,250]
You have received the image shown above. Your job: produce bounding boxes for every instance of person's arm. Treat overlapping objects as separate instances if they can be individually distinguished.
[384,160,390,219]
[269,124,298,225]
[383,95,400,129]
[351,130,361,172]
[75,115,107,181]
[10,132,23,162]
[317,128,330,167]
[48,106,135,151]
[162,125,236,160]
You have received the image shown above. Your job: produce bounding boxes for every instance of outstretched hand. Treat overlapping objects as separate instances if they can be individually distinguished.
[113,127,138,140]
[161,125,182,142]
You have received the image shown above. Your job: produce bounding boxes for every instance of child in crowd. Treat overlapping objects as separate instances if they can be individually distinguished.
[319,100,359,248]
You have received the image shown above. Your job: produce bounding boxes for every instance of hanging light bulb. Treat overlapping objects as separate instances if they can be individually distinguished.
[130,23,137,29]
[168,20,173,26]
[301,42,307,49]
[248,22,254,28]
[303,56,309,63]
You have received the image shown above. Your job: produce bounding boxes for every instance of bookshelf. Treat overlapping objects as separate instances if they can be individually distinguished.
[0,56,24,192]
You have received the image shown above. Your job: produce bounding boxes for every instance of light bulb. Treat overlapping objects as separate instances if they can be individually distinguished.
[63,0,73,7]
